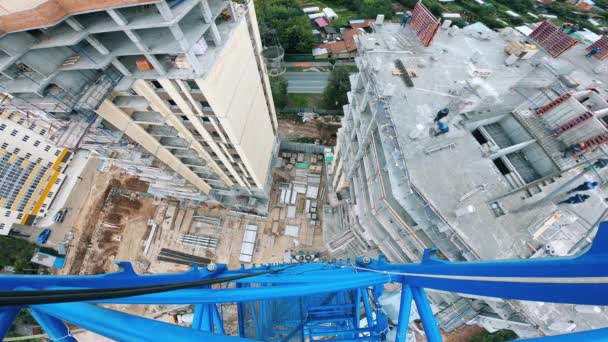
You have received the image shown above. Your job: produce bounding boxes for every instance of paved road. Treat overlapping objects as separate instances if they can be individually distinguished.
[286,61,356,67]
[24,151,98,248]
[285,72,330,94]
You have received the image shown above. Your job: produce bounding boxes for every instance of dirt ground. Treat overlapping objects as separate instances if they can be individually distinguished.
[278,118,339,145]
[59,167,154,275]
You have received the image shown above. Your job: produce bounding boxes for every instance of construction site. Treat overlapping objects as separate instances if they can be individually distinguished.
[58,147,328,277]
[325,3,608,339]
[0,0,280,228]
[4,0,608,341]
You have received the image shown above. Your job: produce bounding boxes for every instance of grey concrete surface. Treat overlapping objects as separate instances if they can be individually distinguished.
[285,72,330,94]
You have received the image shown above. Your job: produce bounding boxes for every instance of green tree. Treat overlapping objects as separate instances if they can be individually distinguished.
[323,66,351,110]
[423,0,443,18]
[0,236,36,273]
[270,76,288,109]
[256,0,316,53]
[471,329,518,342]
[353,0,394,19]
[0,236,56,274]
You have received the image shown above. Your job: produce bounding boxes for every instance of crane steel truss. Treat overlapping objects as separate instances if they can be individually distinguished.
[2,223,608,341]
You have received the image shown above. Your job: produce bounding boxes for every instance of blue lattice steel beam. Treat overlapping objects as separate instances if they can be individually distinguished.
[411,287,441,342]
[0,308,18,337]
[355,223,608,306]
[3,224,608,340]
[395,284,412,342]
[32,302,247,342]
[29,309,75,342]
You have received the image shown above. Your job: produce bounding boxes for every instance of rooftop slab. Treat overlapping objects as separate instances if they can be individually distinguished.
[354,23,608,260]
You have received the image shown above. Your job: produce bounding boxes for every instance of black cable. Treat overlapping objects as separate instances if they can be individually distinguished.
[0,265,293,306]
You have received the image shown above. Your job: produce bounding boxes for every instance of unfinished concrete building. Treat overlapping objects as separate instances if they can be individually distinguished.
[0,0,278,214]
[326,10,608,339]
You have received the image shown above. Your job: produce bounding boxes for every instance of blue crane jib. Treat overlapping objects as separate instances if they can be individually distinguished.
[2,223,608,341]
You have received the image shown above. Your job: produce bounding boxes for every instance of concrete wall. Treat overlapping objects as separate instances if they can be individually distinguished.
[198,19,275,189]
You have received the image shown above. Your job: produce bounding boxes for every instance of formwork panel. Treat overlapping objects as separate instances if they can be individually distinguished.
[529,21,577,58]
[408,2,440,47]
[587,35,608,60]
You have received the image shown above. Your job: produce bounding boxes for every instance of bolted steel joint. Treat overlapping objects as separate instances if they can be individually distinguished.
[362,256,372,265]
[207,263,217,272]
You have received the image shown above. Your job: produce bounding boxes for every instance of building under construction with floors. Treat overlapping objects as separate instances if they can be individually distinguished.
[0,110,72,235]
[326,5,608,339]
[0,0,278,215]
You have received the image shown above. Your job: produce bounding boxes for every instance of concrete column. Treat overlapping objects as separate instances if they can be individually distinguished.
[227,1,238,22]
[209,23,222,46]
[112,59,132,76]
[86,36,110,55]
[156,1,174,21]
[144,54,167,75]
[96,99,211,193]
[160,79,240,186]
[125,30,149,53]
[199,0,213,23]
[488,140,536,160]
[65,17,84,31]
[595,107,608,118]
[185,50,204,74]
[106,9,128,26]
[169,24,190,51]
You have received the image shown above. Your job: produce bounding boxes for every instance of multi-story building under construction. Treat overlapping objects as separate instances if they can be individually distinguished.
[326,5,608,339]
[0,110,72,235]
[0,0,278,216]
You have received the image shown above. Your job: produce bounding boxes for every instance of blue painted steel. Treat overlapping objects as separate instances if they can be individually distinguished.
[4,223,608,340]
[395,284,413,342]
[201,304,212,332]
[0,308,19,337]
[32,302,249,341]
[361,289,375,330]
[354,288,361,329]
[96,274,390,304]
[0,262,222,290]
[411,287,441,342]
[212,305,225,335]
[236,284,246,337]
[521,327,608,341]
[355,223,608,306]
[29,309,76,342]
[193,304,204,330]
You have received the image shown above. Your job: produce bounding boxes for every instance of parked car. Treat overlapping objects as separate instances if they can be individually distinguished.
[54,209,67,223]
[37,228,52,244]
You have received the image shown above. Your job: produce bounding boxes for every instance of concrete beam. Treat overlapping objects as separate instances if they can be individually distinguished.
[161,79,241,187]
[65,17,84,31]
[124,30,149,53]
[106,9,128,26]
[185,50,204,75]
[96,99,211,193]
[156,1,174,21]
[144,54,167,75]
[463,114,507,132]
[169,24,189,51]
[132,80,231,186]
[199,0,213,23]
[209,23,222,46]
[86,36,110,55]
[227,1,238,22]
[112,59,132,76]
[488,140,536,160]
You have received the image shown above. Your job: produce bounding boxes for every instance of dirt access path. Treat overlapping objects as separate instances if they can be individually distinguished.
[278,119,339,145]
